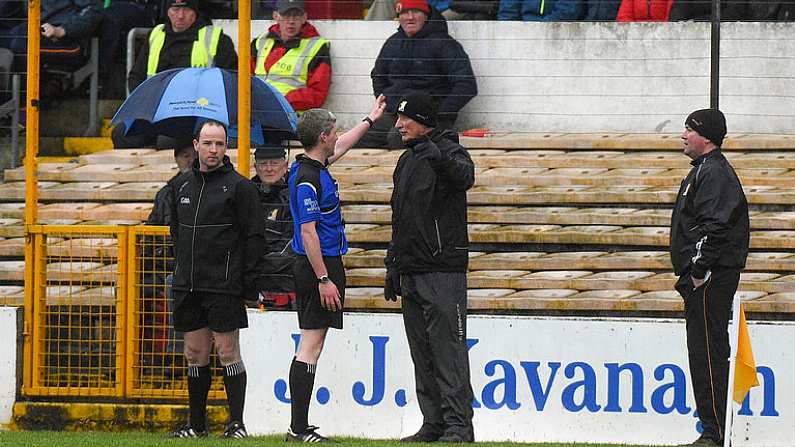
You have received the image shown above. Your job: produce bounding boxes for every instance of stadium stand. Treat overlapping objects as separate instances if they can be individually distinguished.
[2,132,795,316]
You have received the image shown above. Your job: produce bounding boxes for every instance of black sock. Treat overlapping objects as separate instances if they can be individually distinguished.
[223,361,247,425]
[289,357,316,434]
[187,365,211,431]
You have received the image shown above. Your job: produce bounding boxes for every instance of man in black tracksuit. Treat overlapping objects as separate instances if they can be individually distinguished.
[384,93,476,443]
[169,120,265,438]
[669,109,749,447]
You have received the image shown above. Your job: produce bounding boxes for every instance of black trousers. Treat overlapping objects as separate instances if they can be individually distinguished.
[401,272,474,440]
[675,268,740,443]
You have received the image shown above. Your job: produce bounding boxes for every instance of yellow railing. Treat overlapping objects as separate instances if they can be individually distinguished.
[21,225,225,400]
[17,0,249,401]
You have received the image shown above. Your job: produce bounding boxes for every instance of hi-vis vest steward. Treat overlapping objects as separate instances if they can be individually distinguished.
[147,24,222,77]
[254,35,328,96]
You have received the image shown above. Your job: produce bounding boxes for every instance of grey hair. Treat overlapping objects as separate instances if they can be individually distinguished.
[297,108,337,150]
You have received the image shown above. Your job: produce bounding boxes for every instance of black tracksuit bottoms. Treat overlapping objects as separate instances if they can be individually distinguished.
[401,272,475,440]
[675,268,740,443]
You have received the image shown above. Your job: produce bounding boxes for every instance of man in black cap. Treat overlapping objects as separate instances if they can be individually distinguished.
[127,0,237,91]
[670,108,749,447]
[114,0,238,148]
[384,93,476,443]
[252,137,296,309]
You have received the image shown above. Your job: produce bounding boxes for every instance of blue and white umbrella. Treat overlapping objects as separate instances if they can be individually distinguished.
[111,67,298,144]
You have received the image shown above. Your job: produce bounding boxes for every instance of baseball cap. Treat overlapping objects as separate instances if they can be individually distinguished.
[276,0,305,14]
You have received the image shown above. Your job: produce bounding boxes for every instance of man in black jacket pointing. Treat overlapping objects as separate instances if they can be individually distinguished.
[669,109,749,447]
[169,119,265,439]
[384,93,476,443]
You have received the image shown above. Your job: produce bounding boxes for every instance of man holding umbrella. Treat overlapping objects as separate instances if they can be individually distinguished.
[169,119,265,438]
[114,0,238,148]
[128,0,237,91]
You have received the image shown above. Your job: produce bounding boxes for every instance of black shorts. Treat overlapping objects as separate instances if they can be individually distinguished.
[173,291,248,333]
[294,255,346,330]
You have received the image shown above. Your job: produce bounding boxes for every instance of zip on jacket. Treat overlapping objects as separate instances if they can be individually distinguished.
[189,172,206,291]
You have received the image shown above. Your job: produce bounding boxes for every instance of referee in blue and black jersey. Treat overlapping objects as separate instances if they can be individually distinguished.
[285,95,386,443]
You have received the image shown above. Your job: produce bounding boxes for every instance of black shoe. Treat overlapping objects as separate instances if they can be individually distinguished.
[438,428,474,443]
[222,421,248,438]
[286,426,334,443]
[169,425,208,438]
[682,435,722,446]
[400,423,445,442]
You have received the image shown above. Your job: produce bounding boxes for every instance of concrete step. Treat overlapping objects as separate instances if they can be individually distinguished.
[63,137,114,155]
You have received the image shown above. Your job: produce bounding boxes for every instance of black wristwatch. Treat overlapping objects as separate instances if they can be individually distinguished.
[318,275,330,284]
[362,116,374,127]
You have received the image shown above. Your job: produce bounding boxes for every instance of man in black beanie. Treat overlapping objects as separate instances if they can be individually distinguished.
[384,93,476,443]
[669,108,749,447]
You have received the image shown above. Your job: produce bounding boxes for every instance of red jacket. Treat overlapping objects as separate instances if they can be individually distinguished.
[616,0,673,21]
[250,22,331,112]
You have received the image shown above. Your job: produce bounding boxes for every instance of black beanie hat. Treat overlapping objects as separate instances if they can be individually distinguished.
[396,93,437,128]
[167,0,198,11]
[686,108,727,147]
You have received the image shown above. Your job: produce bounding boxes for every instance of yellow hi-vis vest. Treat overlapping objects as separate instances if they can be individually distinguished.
[254,35,328,97]
[147,24,222,77]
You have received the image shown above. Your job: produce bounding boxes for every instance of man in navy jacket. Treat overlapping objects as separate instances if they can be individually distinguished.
[357,0,477,149]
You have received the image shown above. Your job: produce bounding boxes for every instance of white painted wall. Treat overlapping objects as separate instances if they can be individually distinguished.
[217,20,795,134]
[241,311,793,446]
[0,307,17,426]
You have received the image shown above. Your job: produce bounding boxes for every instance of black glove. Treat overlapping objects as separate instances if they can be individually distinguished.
[384,269,402,301]
[409,136,442,161]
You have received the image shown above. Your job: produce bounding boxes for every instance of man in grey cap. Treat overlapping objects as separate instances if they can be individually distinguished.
[251,136,296,309]
[251,0,332,113]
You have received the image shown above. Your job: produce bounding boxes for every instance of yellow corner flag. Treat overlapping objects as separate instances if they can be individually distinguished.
[733,303,760,404]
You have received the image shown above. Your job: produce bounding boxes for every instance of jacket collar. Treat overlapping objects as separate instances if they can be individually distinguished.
[396,8,448,39]
[295,153,327,169]
[164,14,211,36]
[251,175,288,190]
[690,148,723,166]
[428,126,459,144]
[192,155,234,176]
[266,22,320,47]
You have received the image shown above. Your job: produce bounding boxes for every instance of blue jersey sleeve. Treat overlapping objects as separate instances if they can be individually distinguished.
[294,182,321,224]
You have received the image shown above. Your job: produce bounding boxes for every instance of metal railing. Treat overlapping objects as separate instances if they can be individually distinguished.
[22,224,225,400]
